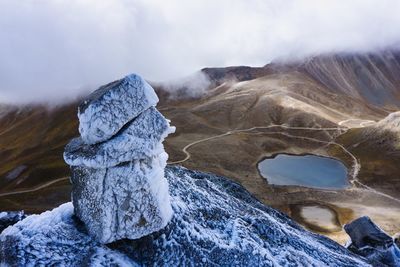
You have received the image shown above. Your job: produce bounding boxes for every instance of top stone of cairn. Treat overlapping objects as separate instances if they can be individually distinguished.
[78,74,159,144]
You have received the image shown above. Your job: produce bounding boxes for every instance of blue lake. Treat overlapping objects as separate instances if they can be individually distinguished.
[258,154,349,189]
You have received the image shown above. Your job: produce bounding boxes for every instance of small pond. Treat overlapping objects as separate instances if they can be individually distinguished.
[300,205,341,232]
[258,154,349,189]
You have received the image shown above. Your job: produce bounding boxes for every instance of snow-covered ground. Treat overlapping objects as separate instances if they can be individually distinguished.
[0,166,369,266]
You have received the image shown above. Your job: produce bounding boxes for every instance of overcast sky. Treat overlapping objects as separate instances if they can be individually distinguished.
[1,0,400,103]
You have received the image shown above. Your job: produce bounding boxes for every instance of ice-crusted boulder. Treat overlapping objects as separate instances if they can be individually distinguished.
[0,166,369,266]
[71,153,172,243]
[64,73,174,244]
[65,107,174,168]
[0,203,136,266]
[344,216,400,266]
[78,74,159,145]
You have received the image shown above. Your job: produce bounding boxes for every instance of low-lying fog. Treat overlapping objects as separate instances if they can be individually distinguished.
[1,0,400,103]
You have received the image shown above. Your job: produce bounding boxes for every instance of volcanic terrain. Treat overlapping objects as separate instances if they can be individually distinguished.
[1,50,400,243]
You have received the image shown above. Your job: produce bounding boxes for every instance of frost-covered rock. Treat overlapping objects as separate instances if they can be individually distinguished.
[71,152,172,244]
[78,74,159,145]
[0,211,26,233]
[0,203,137,266]
[344,216,400,266]
[65,73,174,244]
[394,233,400,248]
[65,107,175,168]
[0,166,369,266]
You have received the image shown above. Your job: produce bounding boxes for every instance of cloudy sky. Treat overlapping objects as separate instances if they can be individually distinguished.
[1,0,400,103]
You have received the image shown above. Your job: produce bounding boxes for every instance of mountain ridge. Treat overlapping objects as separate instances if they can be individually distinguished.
[1,49,400,243]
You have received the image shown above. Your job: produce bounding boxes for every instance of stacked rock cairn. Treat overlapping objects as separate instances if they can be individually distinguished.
[64,74,175,244]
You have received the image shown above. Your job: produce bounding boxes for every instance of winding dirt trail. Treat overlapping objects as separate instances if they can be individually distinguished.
[168,125,345,165]
[2,119,398,204]
[169,120,400,204]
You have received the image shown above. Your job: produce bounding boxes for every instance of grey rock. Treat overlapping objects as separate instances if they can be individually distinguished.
[0,203,137,266]
[394,233,400,248]
[66,73,175,244]
[0,211,26,233]
[78,73,159,145]
[65,107,175,168]
[70,152,172,244]
[345,216,400,266]
[0,166,369,266]
[344,216,393,248]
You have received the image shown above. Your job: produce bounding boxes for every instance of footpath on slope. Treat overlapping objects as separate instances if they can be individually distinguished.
[169,120,400,204]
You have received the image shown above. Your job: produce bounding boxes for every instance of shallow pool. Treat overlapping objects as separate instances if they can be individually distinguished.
[258,154,349,189]
[300,205,341,232]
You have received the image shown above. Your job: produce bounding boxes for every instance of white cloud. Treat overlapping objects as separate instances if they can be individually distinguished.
[0,0,400,103]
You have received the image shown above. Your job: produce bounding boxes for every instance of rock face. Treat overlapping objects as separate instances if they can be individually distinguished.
[64,74,175,244]
[65,107,174,168]
[0,211,26,233]
[0,203,136,266]
[71,153,171,243]
[344,216,400,266]
[394,233,400,248]
[78,74,159,145]
[376,111,400,133]
[0,166,370,266]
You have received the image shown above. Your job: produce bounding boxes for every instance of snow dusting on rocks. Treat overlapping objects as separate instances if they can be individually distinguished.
[0,166,370,266]
[0,203,137,266]
[65,107,174,168]
[78,74,159,145]
[71,153,172,243]
[64,74,174,244]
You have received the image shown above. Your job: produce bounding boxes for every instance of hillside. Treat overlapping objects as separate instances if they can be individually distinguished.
[1,50,400,243]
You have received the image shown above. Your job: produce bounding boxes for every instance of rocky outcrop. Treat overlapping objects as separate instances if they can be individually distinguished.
[0,166,369,266]
[0,203,135,266]
[65,107,173,168]
[394,233,400,248]
[71,153,171,243]
[344,216,400,266]
[358,111,400,150]
[78,74,159,145]
[64,74,175,244]
[0,211,26,233]
[376,111,400,133]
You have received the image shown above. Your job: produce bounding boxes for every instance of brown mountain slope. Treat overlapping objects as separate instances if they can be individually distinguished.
[302,51,400,109]
[0,104,77,206]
